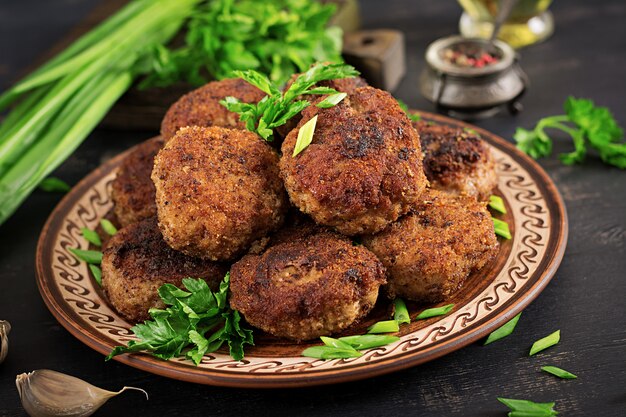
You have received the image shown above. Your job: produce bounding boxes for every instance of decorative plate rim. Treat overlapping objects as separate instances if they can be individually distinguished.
[35,111,568,388]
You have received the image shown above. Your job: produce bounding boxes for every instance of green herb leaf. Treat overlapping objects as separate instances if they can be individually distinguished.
[393,298,411,324]
[81,227,102,247]
[396,98,421,122]
[107,274,254,363]
[484,312,522,345]
[222,62,358,141]
[89,264,102,286]
[338,335,400,350]
[416,304,455,320]
[141,0,344,88]
[529,330,560,356]
[69,248,102,264]
[293,115,318,157]
[497,398,558,416]
[515,97,625,168]
[38,177,71,193]
[367,320,400,334]
[100,219,117,236]
[488,195,507,214]
[316,92,346,109]
[493,217,512,239]
[320,336,356,350]
[302,346,363,359]
[541,365,577,379]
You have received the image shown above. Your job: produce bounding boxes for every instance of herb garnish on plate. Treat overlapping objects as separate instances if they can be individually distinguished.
[107,274,254,363]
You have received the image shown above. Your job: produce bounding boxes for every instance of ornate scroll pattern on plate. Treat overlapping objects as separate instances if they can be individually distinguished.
[49,145,550,375]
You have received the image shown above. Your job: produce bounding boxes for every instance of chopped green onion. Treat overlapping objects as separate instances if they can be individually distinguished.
[100,219,118,236]
[338,335,399,350]
[320,336,355,350]
[492,217,512,239]
[497,398,558,416]
[81,227,102,247]
[302,346,362,359]
[416,304,455,320]
[393,298,411,324]
[69,248,103,264]
[530,330,560,356]
[484,312,522,345]
[38,177,71,193]
[367,320,400,334]
[489,195,507,214]
[89,264,103,286]
[541,365,577,379]
[316,92,347,109]
[293,115,318,157]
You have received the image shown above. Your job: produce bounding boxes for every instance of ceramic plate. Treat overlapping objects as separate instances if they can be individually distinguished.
[36,111,567,388]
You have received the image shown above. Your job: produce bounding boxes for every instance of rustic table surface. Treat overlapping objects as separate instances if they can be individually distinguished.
[1,1,624,416]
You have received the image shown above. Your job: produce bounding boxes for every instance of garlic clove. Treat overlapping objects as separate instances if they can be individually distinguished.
[15,369,148,417]
[0,320,10,364]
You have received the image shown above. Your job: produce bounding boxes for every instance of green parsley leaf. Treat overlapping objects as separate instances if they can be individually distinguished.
[493,217,512,239]
[81,227,101,247]
[541,365,577,379]
[393,298,411,324]
[89,264,102,286]
[316,92,347,109]
[100,219,117,236]
[498,398,558,416]
[140,0,343,88]
[396,98,421,122]
[484,312,522,345]
[107,274,253,363]
[338,335,400,350]
[488,195,507,214]
[69,248,102,264]
[293,115,318,157]
[416,304,455,320]
[301,346,362,359]
[39,177,71,193]
[222,62,358,141]
[515,96,625,168]
[367,320,400,334]
[529,330,560,356]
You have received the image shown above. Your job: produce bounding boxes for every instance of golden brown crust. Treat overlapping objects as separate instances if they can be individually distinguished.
[230,229,386,341]
[280,86,429,235]
[276,75,369,139]
[101,218,228,323]
[111,137,164,227]
[160,78,265,141]
[413,121,497,201]
[152,126,288,261]
[363,190,499,303]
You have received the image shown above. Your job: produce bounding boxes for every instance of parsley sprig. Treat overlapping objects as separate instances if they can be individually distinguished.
[106,273,253,363]
[220,62,359,141]
[140,0,343,88]
[515,96,625,168]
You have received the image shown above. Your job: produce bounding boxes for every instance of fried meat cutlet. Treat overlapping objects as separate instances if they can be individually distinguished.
[230,228,386,341]
[161,78,265,141]
[413,121,497,201]
[101,218,227,323]
[363,190,499,303]
[152,126,288,261]
[280,86,429,235]
[111,137,164,227]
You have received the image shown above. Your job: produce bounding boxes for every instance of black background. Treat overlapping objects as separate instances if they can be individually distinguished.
[1,1,625,416]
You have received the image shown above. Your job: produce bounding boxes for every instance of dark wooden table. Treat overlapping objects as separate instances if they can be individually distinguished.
[1,1,624,416]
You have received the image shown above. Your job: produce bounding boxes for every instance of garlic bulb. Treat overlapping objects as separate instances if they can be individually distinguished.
[16,369,148,417]
[0,320,9,364]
